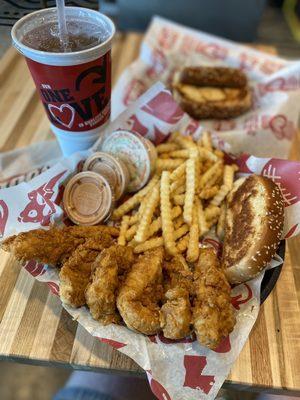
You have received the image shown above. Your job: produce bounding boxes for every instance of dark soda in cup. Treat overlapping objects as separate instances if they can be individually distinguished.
[11,7,115,156]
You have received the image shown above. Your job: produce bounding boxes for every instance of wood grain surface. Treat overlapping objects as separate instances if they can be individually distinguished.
[0,33,300,394]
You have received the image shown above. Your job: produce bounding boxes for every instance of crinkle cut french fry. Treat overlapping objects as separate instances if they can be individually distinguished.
[157,159,184,171]
[173,214,184,230]
[174,185,185,195]
[198,147,218,163]
[174,224,189,239]
[127,200,147,226]
[195,197,208,237]
[174,134,197,150]
[125,223,138,241]
[118,216,130,246]
[159,153,172,159]
[156,142,179,153]
[160,171,178,256]
[127,198,148,231]
[199,161,223,189]
[133,223,188,254]
[191,148,200,193]
[112,175,159,219]
[187,204,199,262]
[145,206,182,241]
[177,233,189,253]
[171,206,182,219]
[134,185,160,243]
[168,131,180,143]
[169,149,190,159]
[207,214,220,230]
[183,158,196,225]
[170,162,186,182]
[189,147,199,159]
[217,203,226,240]
[214,149,224,159]
[128,213,139,226]
[199,185,219,199]
[173,194,185,206]
[204,205,221,221]
[223,164,238,190]
[134,238,163,254]
[201,131,213,151]
[170,173,185,194]
[210,185,230,207]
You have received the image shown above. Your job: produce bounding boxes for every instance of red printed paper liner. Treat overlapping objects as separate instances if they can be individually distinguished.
[112,16,300,159]
[0,83,299,400]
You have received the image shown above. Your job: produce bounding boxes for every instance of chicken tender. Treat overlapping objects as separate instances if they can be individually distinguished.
[86,245,135,325]
[59,235,114,307]
[117,247,164,335]
[1,225,117,266]
[160,256,193,339]
[193,248,235,349]
[163,255,193,293]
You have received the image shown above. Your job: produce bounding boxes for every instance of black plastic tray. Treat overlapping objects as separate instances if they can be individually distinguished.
[260,240,285,304]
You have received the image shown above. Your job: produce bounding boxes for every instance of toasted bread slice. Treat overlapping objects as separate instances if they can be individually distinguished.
[178,66,248,88]
[222,175,284,284]
[172,66,252,120]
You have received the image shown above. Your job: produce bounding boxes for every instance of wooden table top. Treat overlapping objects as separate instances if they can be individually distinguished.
[0,33,300,394]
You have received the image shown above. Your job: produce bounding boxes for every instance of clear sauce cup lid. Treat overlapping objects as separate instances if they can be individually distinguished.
[83,152,129,200]
[101,130,154,192]
[63,171,114,225]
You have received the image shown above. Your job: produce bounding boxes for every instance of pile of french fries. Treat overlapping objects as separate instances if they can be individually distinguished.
[114,131,238,262]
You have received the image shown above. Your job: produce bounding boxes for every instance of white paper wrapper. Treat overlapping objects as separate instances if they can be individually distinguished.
[112,16,300,159]
[0,83,298,400]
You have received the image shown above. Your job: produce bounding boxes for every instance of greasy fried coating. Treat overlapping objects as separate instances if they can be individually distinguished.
[193,248,236,349]
[1,225,115,266]
[67,225,119,237]
[86,245,135,325]
[59,235,114,307]
[163,255,193,292]
[160,288,192,340]
[160,255,193,339]
[117,247,164,335]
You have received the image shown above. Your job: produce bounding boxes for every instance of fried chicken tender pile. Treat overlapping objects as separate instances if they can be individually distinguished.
[85,245,135,324]
[160,255,193,339]
[116,247,164,335]
[59,235,114,307]
[1,226,118,266]
[193,248,236,349]
[2,226,236,349]
[1,226,118,308]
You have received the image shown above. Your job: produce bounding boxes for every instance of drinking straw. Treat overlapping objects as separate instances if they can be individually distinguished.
[56,0,69,50]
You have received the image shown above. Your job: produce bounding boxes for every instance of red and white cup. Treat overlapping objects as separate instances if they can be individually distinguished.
[11,7,115,156]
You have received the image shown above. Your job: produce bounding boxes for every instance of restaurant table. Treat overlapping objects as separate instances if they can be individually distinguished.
[0,32,300,396]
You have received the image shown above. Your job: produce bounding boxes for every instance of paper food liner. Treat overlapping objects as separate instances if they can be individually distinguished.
[0,83,299,400]
[112,16,300,159]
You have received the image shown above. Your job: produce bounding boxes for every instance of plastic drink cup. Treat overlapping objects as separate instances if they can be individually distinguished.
[11,7,115,156]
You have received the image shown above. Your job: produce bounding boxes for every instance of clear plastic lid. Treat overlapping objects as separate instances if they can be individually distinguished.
[83,152,130,200]
[139,136,158,175]
[101,130,153,192]
[63,171,114,225]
